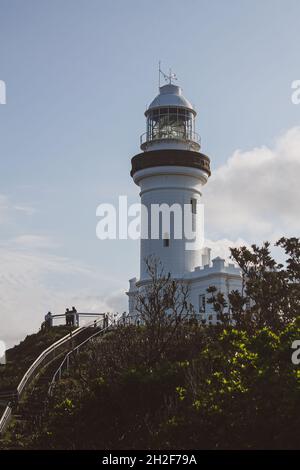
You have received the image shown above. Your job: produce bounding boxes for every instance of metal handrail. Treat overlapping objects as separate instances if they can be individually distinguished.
[140,130,201,146]
[17,325,85,397]
[0,315,113,435]
[0,328,86,401]
[48,313,123,396]
[0,403,12,435]
[51,312,104,318]
[49,319,106,390]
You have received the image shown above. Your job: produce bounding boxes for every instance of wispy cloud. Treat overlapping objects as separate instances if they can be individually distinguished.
[0,194,36,226]
[13,205,36,216]
[10,234,60,250]
[204,237,250,262]
[0,244,126,348]
[0,194,126,348]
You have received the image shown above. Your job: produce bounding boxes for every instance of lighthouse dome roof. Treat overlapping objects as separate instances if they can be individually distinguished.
[146,84,196,115]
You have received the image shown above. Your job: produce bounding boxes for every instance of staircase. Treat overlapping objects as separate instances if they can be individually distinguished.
[0,320,111,438]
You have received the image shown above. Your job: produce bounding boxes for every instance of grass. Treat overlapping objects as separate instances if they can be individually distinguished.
[0,326,75,392]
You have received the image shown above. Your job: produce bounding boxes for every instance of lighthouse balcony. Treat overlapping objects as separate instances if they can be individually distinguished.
[140,130,201,152]
[131,148,211,178]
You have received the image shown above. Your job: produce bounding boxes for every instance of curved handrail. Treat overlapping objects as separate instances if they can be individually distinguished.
[0,403,12,435]
[17,325,85,396]
[48,313,123,396]
[0,314,115,435]
[0,327,86,401]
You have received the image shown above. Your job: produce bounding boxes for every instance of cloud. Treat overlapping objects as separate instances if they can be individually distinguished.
[13,205,36,216]
[204,127,300,242]
[0,194,127,348]
[0,243,126,348]
[10,234,60,250]
[204,237,250,262]
[0,340,5,360]
[0,193,36,226]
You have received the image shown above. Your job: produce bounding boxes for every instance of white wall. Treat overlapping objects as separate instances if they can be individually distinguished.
[133,165,208,280]
[127,261,242,325]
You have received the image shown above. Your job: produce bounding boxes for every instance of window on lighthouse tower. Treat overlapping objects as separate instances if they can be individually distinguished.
[191,198,197,214]
[163,233,170,247]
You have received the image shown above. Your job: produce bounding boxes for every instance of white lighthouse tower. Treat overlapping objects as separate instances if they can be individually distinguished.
[128,71,242,324]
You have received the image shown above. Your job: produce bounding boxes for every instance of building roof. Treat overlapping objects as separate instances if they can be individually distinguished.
[146,84,196,115]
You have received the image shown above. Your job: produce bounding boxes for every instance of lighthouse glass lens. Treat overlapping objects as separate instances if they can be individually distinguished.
[147,108,194,142]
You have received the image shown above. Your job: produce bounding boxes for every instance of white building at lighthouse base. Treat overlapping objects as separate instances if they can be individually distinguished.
[127,251,242,325]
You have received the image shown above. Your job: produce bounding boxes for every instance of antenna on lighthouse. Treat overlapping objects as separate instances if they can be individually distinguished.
[158,62,178,88]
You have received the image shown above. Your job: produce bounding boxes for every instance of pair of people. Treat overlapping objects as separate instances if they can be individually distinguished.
[65,306,78,327]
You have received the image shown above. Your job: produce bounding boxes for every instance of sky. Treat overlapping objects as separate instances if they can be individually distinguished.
[0,0,300,347]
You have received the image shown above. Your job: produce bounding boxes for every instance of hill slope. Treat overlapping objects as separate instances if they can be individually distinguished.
[0,326,74,393]
[1,321,300,450]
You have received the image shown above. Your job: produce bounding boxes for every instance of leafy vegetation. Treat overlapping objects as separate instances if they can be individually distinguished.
[1,238,299,449]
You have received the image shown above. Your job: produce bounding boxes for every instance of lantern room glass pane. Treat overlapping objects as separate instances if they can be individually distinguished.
[147,107,194,142]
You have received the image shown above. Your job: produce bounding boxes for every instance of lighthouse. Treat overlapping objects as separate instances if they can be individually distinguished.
[127,71,242,324]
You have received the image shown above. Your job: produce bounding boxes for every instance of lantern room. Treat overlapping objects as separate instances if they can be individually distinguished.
[140,83,201,152]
